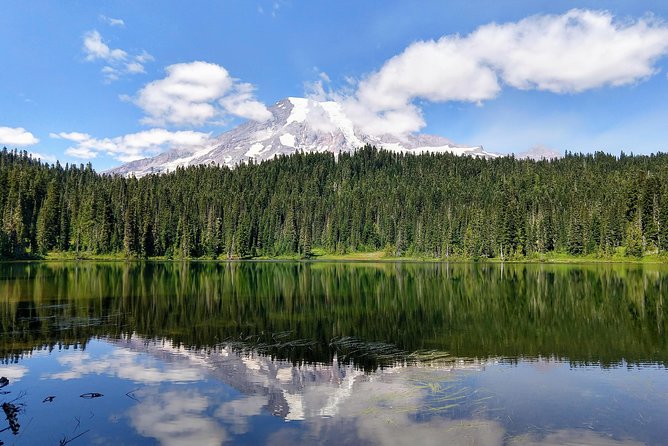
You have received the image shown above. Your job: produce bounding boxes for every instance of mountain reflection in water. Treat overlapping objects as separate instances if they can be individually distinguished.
[0,261,667,445]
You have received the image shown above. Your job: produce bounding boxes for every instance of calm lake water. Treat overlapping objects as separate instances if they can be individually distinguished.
[1,261,667,445]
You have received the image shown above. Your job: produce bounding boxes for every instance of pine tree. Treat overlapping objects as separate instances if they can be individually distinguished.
[235,213,251,258]
[625,217,643,257]
[299,216,312,258]
[36,179,60,253]
[123,204,139,257]
[659,189,668,253]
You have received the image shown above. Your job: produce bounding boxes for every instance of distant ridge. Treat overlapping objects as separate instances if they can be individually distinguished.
[514,145,562,160]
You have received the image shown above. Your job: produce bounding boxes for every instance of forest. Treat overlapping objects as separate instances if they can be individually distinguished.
[1,145,667,260]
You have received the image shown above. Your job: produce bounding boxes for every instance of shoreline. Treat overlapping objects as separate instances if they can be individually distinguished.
[2,250,668,264]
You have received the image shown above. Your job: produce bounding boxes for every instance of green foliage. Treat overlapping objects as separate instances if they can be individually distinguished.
[2,146,668,259]
[625,218,644,257]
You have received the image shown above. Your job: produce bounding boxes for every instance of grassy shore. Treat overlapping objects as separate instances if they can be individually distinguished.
[1,248,660,264]
[308,250,668,263]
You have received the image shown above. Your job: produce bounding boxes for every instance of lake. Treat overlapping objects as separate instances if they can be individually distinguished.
[1,261,667,445]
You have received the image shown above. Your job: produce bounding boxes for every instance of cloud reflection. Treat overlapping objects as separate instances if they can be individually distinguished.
[129,389,227,446]
[43,349,204,383]
[215,395,266,434]
[28,336,653,445]
[508,429,645,445]
[0,364,28,381]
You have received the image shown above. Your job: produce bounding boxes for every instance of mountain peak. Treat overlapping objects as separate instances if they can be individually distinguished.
[514,145,562,160]
[107,97,497,177]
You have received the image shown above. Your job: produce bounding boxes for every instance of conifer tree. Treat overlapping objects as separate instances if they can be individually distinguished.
[36,179,60,253]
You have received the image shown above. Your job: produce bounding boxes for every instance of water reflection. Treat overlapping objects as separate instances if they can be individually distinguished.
[1,261,668,444]
[44,348,206,383]
[2,261,668,367]
[507,431,644,446]
[1,333,665,445]
[130,389,228,446]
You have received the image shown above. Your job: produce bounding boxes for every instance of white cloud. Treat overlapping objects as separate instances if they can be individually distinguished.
[51,128,212,162]
[341,9,668,136]
[83,30,127,61]
[100,15,125,27]
[126,61,146,74]
[82,30,153,82]
[65,146,99,159]
[219,82,273,122]
[304,69,335,101]
[0,126,39,146]
[101,65,120,82]
[28,151,57,163]
[133,61,271,126]
[304,79,329,102]
[134,50,154,64]
[48,131,90,142]
[470,10,668,93]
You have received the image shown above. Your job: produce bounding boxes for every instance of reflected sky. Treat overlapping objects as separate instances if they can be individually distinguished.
[1,261,668,444]
[0,334,664,445]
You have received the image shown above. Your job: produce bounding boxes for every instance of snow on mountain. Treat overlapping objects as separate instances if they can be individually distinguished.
[107,97,498,177]
[514,145,562,160]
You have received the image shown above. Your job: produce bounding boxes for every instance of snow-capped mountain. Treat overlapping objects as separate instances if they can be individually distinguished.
[513,145,562,160]
[107,97,499,177]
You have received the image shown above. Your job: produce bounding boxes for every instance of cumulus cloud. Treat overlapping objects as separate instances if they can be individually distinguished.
[83,30,153,82]
[0,126,39,146]
[219,82,273,121]
[133,61,271,126]
[341,9,668,136]
[471,10,668,92]
[51,128,212,162]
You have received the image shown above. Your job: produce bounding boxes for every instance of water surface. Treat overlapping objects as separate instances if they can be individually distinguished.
[0,261,666,445]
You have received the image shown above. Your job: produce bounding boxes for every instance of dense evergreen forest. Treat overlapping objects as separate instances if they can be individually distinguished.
[1,145,668,260]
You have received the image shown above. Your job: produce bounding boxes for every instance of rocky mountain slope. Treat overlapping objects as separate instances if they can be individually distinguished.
[107,97,500,177]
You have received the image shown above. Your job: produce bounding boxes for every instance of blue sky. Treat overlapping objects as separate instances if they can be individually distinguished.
[2,0,668,170]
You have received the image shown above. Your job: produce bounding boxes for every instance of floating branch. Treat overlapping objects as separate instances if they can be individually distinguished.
[59,429,90,446]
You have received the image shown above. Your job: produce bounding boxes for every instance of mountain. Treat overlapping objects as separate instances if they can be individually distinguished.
[514,145,562,160]
[107,97,499,177]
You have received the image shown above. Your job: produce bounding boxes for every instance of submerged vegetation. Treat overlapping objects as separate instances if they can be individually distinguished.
[2,146,668,260]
